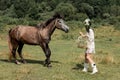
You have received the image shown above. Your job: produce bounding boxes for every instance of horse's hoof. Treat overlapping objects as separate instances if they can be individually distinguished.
[22,60,27,64]
[47,64,52,68]
[43,63,52,67]
[15,61,21,65]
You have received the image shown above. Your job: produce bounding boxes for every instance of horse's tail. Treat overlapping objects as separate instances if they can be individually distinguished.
[8,29,13,61]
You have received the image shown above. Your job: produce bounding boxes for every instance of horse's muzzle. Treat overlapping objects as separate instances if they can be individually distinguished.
[64,25,69,33]
[65,29,69,33]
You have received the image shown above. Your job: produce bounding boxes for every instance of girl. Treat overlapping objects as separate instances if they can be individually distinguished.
[79,18,98,74]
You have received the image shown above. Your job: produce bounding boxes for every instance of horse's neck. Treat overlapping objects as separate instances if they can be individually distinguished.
[45,20,56,36]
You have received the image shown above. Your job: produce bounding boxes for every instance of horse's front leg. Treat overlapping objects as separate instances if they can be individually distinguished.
[41,43,51,67]
[45,46,51,67]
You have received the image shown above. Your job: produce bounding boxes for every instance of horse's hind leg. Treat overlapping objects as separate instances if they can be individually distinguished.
[17,43,26,63]
[12,43,21,64]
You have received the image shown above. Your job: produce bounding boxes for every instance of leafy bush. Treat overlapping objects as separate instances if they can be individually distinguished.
[61,33,74,40]
[110,5,120,16]
[113,16,120,30]
[71,13,88,21]
[28,20,39,26]
[109,17,118,25]
[0,23,6,32]
[102,13,110,19]
[39,2,52,12]
[55,2,76,20]
[67,20,83,30]
[13,0,34,18]
[28,4,40,20]
[77,3,95,19]
[0,0,11,10]
[2,5,17,18]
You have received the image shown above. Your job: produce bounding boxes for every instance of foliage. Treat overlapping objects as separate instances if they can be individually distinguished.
[48,0,62,10]
[80,3,94,19]
[109,5,120,16]
[28,4,40,20]
[13,0,33,18]
[102,13,110,19]
[0,0,11,10]
[55,2,76,20]
[0,0,120,31]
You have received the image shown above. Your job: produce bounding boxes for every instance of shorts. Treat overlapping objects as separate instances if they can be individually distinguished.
[85,48,95,54]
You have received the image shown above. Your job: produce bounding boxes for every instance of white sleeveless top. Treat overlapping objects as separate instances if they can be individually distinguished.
[86,28,95,51]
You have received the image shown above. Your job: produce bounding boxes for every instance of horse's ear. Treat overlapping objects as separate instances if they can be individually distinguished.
[53,13,64,19]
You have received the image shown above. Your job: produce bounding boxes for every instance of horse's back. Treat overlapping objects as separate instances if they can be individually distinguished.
[9,25,38,37]
[9,25,40,45]
[17,25,38,31]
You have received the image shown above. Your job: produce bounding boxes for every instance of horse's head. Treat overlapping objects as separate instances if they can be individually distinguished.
[55,19,69,33]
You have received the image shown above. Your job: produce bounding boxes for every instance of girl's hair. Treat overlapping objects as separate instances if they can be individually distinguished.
[84,18,92,33]
[85,25,90,33]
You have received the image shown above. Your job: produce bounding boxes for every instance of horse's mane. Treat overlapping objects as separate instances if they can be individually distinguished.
[45,13,63,26]
[37,13,63,29]
[36,22,46,28]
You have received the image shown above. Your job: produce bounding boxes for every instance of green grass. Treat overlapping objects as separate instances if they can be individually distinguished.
[0,26,120,80]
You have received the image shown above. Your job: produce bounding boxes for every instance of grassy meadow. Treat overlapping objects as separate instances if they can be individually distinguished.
[0,26,120,80]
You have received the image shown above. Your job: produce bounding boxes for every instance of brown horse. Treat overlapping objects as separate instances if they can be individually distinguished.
[8,14,69,67]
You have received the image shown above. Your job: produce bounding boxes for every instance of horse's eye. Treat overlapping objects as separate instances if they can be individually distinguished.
[58,20,61,23]
[59,21,61,23]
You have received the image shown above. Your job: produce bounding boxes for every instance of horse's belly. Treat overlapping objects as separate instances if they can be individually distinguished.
[20,37,39,45]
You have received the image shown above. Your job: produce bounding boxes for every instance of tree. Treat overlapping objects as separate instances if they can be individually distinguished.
[47,0,61,10]
[110,5,120,16]
[0,0,11,10]
[55,2,76,20]
[13,0,34,18]
[28,4,40,20]
[39,2,51,12]
[80,3,95,19]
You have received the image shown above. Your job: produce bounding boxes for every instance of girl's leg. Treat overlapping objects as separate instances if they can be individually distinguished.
[86,53,94,64]
[82,54,89,72]
[86,53,98,74]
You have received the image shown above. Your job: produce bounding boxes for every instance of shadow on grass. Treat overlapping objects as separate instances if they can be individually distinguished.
[0,59,60,66]
[72,63,83,70]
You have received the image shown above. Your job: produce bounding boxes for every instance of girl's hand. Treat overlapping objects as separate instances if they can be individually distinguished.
[79,32,86,38]
[79,32,83,36]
